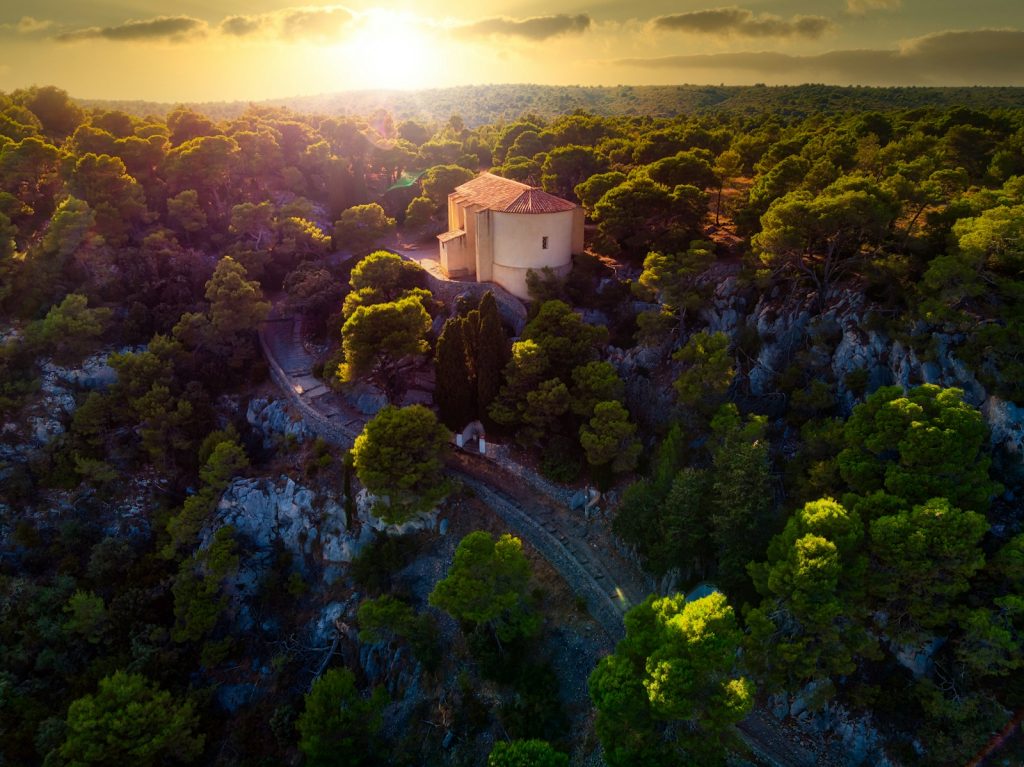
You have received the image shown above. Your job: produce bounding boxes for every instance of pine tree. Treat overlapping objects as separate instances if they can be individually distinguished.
[434,316,476,430]
[475,291,508,424]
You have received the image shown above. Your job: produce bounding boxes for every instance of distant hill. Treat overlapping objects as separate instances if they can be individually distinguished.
[79,83,1024,126]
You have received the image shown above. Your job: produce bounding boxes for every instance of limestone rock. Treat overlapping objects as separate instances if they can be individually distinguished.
[355,488,439,536]
[42,350,121,391]
[246,397,315,448]
[983,396,1024,456]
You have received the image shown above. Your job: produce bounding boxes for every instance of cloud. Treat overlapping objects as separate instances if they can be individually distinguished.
[614,29,1024,86]
[0,16,54,35]
[455,14,592,41]
[219,15,264,37]
[652,7,833,39]
[217,5,355,42]
[278,5,355,41]
[16,17,53,33]
[846,0,901,14]
[56,16,206,42]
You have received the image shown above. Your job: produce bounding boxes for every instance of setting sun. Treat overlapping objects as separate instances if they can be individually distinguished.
[337,11,438,90]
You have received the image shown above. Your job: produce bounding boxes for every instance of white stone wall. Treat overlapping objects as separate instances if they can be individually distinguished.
[487,210,575,299]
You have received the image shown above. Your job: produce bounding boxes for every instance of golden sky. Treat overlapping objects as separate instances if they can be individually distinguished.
[1,1,1022,101]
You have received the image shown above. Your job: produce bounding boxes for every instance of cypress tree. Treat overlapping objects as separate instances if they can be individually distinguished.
[475,291,509,424]
[434,316,476,430]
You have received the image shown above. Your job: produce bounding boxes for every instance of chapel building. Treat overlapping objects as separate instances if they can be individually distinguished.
[437,172,585,300]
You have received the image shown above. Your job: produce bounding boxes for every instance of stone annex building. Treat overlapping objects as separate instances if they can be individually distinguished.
[437,172,585,300]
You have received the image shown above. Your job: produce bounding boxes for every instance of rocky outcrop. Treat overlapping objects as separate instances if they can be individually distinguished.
[42,352,121,391]
[246,397,316,448]
[700,275,747,336]
[355,488,441,536]
[771,689,896,767]
[204,476,372,598]
[2,348,132,465]
[714,283,1024,462]
[983,396,1024,457]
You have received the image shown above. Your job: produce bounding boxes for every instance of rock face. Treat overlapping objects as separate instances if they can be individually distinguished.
[720,285,1024,462]
[246,397,316,448]
[983,396,1024,457]
[204,476,372,597]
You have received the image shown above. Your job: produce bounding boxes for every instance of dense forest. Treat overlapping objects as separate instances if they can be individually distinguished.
[1,83,1024,766]
[83,82,1024,127]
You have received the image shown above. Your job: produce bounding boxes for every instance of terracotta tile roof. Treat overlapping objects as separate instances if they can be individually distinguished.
[453,172,576,214]
[437,229,466,243]
[504,187,576,214]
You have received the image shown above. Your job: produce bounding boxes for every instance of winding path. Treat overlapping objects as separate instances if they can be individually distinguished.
[259,307,816,767]
[260,307,645,643]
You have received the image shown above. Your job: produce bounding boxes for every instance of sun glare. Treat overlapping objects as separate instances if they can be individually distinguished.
[337,11,437,90]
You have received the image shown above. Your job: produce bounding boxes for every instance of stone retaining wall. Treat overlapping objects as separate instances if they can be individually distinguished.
[258,324,358,450]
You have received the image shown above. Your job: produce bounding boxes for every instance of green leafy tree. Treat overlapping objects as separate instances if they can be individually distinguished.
[489,340,551,431]
[588,592,754,767]
[344,250,426,318]
[713,149,743,225]
[333,203,396,254]
[283,262,343,322]
[204,255,271,338]
[644,150,717,190]
[521,378,570,446]
[579,400,641,474]
[594,178,707,260]
[171,527,239,644]
[404,194,436,228]
[837,384,1000,512]
[672,331,734,418]
[62,590,108,645]
[522,300,607,381]
[488,739,569,767]
[68,152,149,245]
[636,242,715,334]
[296,668,387,767]
[869,497,988,641]
[165,436,248,557]
[26,293,111,364]
[357,595,439,669]
[338,294,431,400]
[60,672,203,766]
[575,171,626,217]
[351,404,450,523]
[166,189,207,240]
[541,144,607,200]
[421,164,475,210]
[570,360,625,419]
[707,407,774,594]
[746,498,873,697]
[429,531,540,642]
[753,176,897,309]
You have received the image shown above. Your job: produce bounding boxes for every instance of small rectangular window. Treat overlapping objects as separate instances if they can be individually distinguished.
[541,236,549,249]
